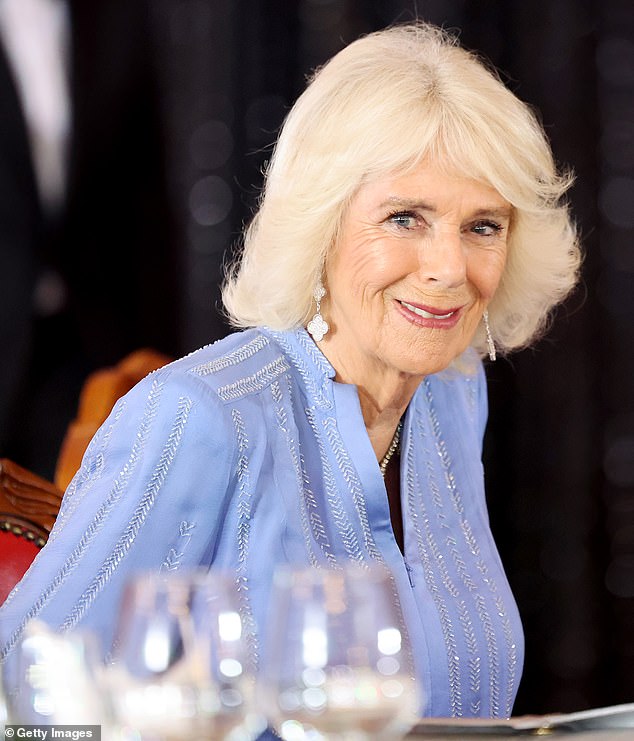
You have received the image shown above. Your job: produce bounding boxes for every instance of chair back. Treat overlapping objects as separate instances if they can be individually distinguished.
[0,459,62,602]
[0,348,171,603]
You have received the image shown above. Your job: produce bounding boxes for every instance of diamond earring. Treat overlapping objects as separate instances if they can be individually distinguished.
[483,310,496,361]
[306,281,329,342]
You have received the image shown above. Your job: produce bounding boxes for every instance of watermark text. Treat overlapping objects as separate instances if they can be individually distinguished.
[4,726,100,741]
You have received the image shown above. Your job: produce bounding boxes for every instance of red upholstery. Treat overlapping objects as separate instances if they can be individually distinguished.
[0,517,46,603]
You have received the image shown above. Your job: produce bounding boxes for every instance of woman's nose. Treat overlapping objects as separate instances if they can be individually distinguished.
[417,231,467,288]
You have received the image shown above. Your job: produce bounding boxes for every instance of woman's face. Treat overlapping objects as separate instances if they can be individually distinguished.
[321,161,511,385]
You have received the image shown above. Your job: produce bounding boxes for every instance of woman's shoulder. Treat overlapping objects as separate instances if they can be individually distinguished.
[426,347,485,389]
[415,347,487,426]
[146,328,293,404]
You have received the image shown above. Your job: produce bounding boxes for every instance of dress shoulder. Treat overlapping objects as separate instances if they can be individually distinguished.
[154,328,292,404]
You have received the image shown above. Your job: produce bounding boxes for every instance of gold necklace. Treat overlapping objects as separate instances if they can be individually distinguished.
[379,421,403,477]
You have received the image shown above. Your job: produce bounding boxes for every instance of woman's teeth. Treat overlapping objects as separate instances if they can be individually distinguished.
[401,301,455,319]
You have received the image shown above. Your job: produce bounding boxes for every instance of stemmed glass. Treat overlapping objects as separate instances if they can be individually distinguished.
[104,569,259,741]
[257,563,420,741]
[4,620,107,727]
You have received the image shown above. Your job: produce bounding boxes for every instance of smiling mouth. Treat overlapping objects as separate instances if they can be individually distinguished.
[399,300,458,320]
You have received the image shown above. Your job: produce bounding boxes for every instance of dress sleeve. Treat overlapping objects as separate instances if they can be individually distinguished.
[0,364,236,683]
[475,357,490,449]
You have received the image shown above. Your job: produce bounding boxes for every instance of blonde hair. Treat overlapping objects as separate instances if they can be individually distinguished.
[222,22,580,355]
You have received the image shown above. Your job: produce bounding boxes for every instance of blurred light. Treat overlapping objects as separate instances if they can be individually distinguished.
[34,268,67,316]
[596,37,634,86]
[189,176,232,226]
[605,556,634,598]
[302,686,327,710]
[279,689,301,713]
[330,679,355,707]
[604,435,634,486]
[143,624,171,673]
[610,525,634,551]
[190,120,233,169]
[604,491,634,523]
[302,625,327,667]
[32,692,55,717]
[218,610,242,641]
[302,667,326,686]
[280,719,305,740]
[219,658,242,678]
[354,681,379,705]
[219,688,243,708]
[598,176,634,229]
[376,655,400,676]
[377,627,401,656]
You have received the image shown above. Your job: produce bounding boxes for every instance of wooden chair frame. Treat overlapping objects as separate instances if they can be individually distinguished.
[0,349,171,590]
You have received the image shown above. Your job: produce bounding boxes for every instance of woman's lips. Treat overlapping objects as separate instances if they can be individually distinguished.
[397,299,463,327]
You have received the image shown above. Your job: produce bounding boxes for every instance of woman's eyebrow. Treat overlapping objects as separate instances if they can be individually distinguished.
[379,198,512,220]
[379,197,436,211]
[471,206,513,220]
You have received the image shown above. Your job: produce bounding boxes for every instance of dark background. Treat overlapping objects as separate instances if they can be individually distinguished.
[1,0,633,717]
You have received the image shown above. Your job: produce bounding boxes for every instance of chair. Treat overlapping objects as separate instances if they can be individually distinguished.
[0,348,171,603]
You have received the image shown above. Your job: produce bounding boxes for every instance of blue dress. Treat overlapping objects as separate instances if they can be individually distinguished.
[0,327,523,718]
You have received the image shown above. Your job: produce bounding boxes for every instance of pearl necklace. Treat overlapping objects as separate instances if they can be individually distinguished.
[379,421,403,477]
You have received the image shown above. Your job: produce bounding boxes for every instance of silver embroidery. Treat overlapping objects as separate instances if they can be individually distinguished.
[161,520,197,571]
[407,419,463,716]
[189,334,270,376]
[49,400,127,545]
[321,414,414,680]
[271,380,330,566]
[0,410,126,611]
[1,379,167,661]
[422,386,498,716]
[61,396,194,631]
[304,406,360,563]
[323,416,380,561]
[217,357,290,402]
[496,594,518,719]
[424,378,518,718]
[265,330,333,410]
[464,373,478,420]
[231,408,259,672]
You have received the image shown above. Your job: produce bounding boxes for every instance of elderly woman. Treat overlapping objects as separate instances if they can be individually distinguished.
[1,23,579,720]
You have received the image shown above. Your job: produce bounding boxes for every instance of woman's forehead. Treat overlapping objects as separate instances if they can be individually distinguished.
[354,162,511,209]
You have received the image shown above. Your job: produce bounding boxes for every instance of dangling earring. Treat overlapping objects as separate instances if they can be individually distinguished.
[483,310,496,361]
[307,281,329,342]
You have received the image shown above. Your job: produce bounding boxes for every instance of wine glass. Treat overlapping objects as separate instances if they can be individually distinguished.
[104,569,259,741]
[5,620,107,726]
[257,563,420,741]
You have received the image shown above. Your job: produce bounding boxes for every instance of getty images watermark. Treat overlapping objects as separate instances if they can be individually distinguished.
[4,727,100,740]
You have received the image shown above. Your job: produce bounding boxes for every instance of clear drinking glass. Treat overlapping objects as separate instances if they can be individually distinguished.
[5,620,107,726]
[104,569,258,741]
[257,563,420,741]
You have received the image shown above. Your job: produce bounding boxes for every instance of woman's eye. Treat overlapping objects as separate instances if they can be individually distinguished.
[388,211,419,229]
[471,220,503,237]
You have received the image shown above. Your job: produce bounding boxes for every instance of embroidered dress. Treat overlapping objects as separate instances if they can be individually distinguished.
[0,327,523,717]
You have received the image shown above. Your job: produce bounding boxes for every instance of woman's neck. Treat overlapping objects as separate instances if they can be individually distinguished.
[317,333,423,460]
[333,367,419,462]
